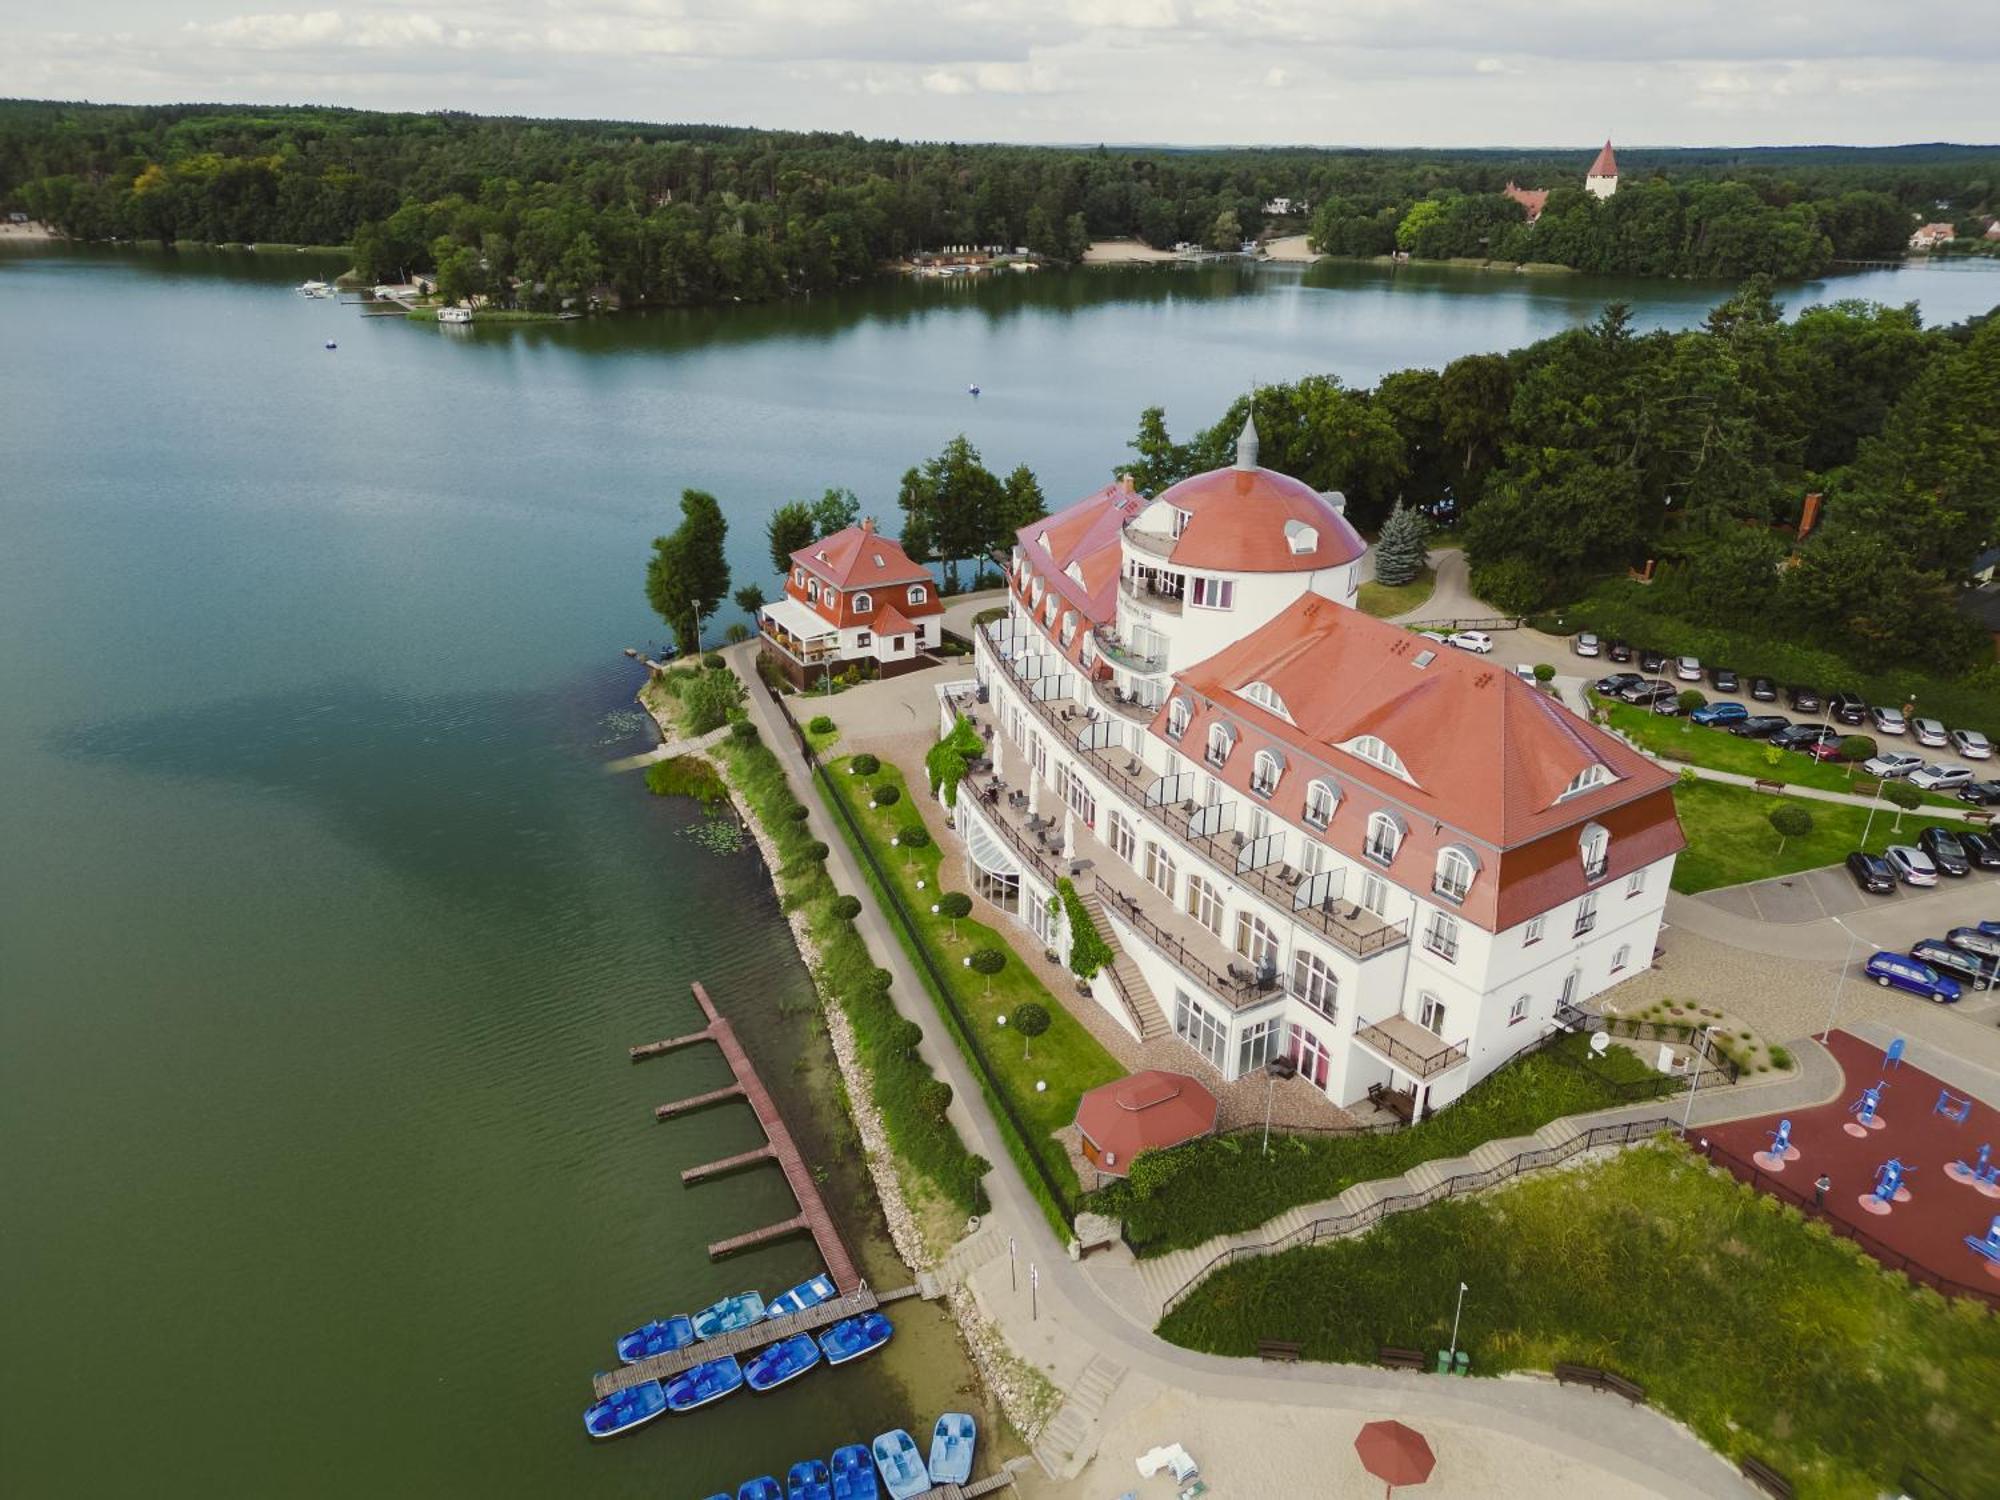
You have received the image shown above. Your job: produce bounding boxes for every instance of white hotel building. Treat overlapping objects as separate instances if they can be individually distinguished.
[946,422,1686,1120]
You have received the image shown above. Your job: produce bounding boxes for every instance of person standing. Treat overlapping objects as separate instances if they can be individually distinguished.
[1814,1173,1831,1208]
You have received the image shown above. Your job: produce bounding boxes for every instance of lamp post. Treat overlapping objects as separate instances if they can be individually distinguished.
[1447,1281,1469,1368]
[1681,1022,1718,1134]
[1821,914,1869,1043]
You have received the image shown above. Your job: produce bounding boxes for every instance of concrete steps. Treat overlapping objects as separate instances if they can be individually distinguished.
[936,1224,1007,1287]
[1032,1352,1128,1480]
[1077,890,1168,1041]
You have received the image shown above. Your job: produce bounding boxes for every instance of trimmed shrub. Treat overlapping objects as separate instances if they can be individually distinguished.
[729,718,757,742]
[918,1079,954,1123]
[702,651,725,669]
[872,785,901,806]
[892,1019,924,1057]
[808,714,835,734]
[831,895,863,922]
[802,840,830,862]
[786,802,811,821]
[850,753,881,775]
[1533,663,1555,683]
[898,826,931,848]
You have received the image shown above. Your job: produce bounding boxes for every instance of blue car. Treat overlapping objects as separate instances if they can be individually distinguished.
[1866,952,1962,1003]
[1690,701,1749,727]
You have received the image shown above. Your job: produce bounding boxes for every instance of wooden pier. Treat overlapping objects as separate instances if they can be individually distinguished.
[655,1082,744,1119]
[681,1144,776,1184]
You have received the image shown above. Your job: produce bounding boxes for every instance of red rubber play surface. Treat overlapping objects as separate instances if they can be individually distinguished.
[1704,1031,2000,1300]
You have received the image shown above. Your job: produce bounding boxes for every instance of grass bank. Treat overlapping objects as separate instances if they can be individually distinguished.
[1095,1032,1671,1256]
[1158,1141,1999,1499]
[818,756,1123,1239]
[1355,565,1435,619]
[1669,779,1981,894]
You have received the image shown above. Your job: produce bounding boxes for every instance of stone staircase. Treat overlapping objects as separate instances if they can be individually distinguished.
[934,1223,1007,1288]
[1032,1352,1128,1480]
[1077,889,1167,1041]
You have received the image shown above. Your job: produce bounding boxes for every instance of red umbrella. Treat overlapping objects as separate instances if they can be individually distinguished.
[1354,1419,1436,1497]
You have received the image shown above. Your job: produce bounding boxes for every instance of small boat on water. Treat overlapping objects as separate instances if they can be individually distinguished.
[298,280,331,297]
[927,1413,976,1485]
[787,1457,833,1500]
[736,1477,783,1500]
[871,1429,929,1500]
[693,1290,766,1340]
[437,304,473,324]
[323,340,337,350]
[616,1313,695,1364]
[817,1312,893,1366]
[766,1273,839,1320]
[968,384,981,396]
[830,1445,879,1500]
[745,1333,822,1392]
[582,1379,668,1438]
[664,1355,745,1413]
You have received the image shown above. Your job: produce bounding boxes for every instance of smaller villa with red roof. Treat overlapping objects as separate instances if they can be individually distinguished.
[757,518,944,687]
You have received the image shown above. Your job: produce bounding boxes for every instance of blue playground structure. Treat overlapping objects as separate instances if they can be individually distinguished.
[1766,1119,1794,1158]
[1870,1157,1914,1207]
[1935,1089,1973,1124]
[1847,1081,1888,1130]
[1886,1037,1906,1070]
[1966,1216,2000,1265]
[1950,1142,2000,1190]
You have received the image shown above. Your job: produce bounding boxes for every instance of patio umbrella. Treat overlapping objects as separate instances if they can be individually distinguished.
[1354,1419,1436,1498]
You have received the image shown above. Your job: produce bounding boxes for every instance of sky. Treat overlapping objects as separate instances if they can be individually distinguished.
[2,0,1994,147]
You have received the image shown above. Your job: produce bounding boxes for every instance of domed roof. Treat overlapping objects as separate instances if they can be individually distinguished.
[1154,454,1367,574]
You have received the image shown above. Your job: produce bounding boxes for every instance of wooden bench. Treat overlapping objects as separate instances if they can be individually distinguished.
[1376,1346,1425,1371]
[1601,1372,1645,1404]
[1739,1456,1792,1498]
[1256,1339,1304,1363]
[1752,778,1786,794]
[1552,1361,1605,1389]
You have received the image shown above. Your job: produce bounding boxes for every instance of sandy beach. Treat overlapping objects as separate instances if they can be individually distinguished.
[0,219,60,241]
[1262,233,1317,262]
[1082,238,1177,264]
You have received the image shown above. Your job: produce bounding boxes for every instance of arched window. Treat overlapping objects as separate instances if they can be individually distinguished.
[1239,680,1294,723]
[1031,577,1045,606]
[1434,846,1478,904]
[1042,595,1058,626]
[908,584,928,605]
[1205,721,1235,769]
[1343,735,1414,783]
[1560,763,1613,801]
[1251,749,1283,798]
[1365,810,1403,866]
[852,591,873,614]
[1060,611,1077,647]
[1166,697,1191,740]
[1303,779,1338,829]
[806,579,819,601]
[1580,822,1610,880]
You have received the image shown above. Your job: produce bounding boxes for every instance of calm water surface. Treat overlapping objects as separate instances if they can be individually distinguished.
[1,246,1993,1497]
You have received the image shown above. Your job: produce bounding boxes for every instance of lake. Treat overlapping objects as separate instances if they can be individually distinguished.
[0,245,1993,1496]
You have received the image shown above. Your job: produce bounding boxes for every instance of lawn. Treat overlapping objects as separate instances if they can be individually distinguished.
[1356,565,1435,619]
[1157,1141,2000,1500]
[1669,778,1982,894]
[821,755,1124,1233]
[1094,1032,1673,1256]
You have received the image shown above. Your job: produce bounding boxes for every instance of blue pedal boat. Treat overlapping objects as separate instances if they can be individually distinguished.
[871,1429,930,1500]
[766,1273,840,1320]
[664,1355,745,1413]
[693,1290,767,1340]
[787,1457,833,1500]
[817,1312,893,1366]
[582,1379,668,1439]
[616,1314,695,1364]
[745,1333,822,1392]
[737,1478,783,1500]
[830,1445,879,1500]
[927,1413,976,1485]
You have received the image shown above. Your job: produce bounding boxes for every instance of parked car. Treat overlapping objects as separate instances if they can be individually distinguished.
[1728,715,1790,739]
[1957,829,2000,869]
[1909,764,1973,792]
[1447,630,1493,654]
[1947,926,2000,963]
[1572,631,1602,658]
[1871,705,1909,736]
[1906,941,1993,990]
[1865,952,1961,1003]
[1690,702,1749,727]
[1707,666,1740,694]
[1639,648,1668,673]
[1950,728,1993,760]
[1772,724,1839,751]
[1674,656,1703,681]
[1885,845,1939,886]
[1827,692,1870,726]
[1511,663,1536,683]
[1862,751,1926,779]
[1918,826,1971,877]
[1805,739,1850,762]
[1595,672,1644,697]
[1607,639,1634,663]
[1956,780,2000,806]
[1845,851,1897,894]
[1651,692,1686,717]
[1912,717,1948,748]
[1620,679,1676,706]
[1786,685,1822,713]
[1748,676,1778,702]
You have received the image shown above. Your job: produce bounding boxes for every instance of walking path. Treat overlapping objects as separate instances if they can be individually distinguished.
[728,639,1758,1500]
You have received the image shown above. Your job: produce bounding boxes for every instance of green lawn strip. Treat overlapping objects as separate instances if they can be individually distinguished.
[1669,779,1983,894]
[820,756,1124,1235]
[1356,566,1435,619]
[1158,1141,2000,1500]
[1596,697,1963,807]
[1094,1033,1669,1256]
[656,714,991,1223]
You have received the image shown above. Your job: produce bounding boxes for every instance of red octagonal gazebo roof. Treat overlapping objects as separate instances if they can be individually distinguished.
[1075,1070,1219,1176]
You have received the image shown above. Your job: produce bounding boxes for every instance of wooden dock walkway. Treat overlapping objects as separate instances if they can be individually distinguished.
[681,1144,776,1184]
[593,1286,886,1397]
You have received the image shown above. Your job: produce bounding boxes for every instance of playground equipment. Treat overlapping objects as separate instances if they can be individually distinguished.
[1844,1082,1890,1137]
[1885,1037,1906,1070]
[1755,1118,1799,1171]
[1947,1143,2000,1197]
[1965,1215,2000,1271]
[1859,1157,1914,1216]
[1935,1089,1973,1125]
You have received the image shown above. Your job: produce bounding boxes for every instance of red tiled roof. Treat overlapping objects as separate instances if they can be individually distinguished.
[795,521,930,590]
[1018,477,1145,627]
[1502,180,1549,222]
[1074,1071,1218,1173]
[1588,140,1618,179]
[867,603,918,637]
[1158,465,1367,574]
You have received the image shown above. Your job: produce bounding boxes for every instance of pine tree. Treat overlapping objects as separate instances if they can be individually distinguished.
[1373,499,1430,587]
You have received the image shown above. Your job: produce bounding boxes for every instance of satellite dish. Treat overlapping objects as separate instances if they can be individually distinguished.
[1590,1031,1611,1056]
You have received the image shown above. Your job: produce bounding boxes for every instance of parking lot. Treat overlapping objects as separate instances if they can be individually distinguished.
[1701,864,2000,936]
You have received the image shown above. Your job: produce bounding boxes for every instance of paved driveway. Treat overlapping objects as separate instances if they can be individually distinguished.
[1699,865,2000,938]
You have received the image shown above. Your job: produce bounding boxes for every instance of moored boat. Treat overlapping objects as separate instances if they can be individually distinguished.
[927,1413,976,1485]
[744,1333,821,1392]
[871,1429,929,1500]
[787,1457,833,1500]
[581,1378,668,1438]
[664,1355,745,1412]
[692,1290,767,1339]
[830,1445,879,1500]
[765,1273,839,1320]
[817,1312,893,1366]
[737,1477,783,1500]
[616,1313,695,1363]
[437,305,473,325]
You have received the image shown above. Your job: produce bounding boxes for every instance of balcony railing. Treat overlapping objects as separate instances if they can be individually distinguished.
[1423,929,1460,964]
[1355,1017,1469,1079]
[1432,876,1469,905]
[1096,876,1263,1007]
[1092,628,1167,674]
[1204,744,1230,769]
[1573,912,1598,938]
[1119,576,1184,615]
[1089,674,1158,723]
[1123,528,1177,559]
[761,622,840,663]
[1583,855,1610,883]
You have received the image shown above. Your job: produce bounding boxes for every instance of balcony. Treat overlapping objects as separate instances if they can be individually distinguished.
[760,621,839,664]
[1422,929,1460,964]
[1089,674,1159,724]
[1583,856,1609,883]
[1119,575,1185,616]
[1432,876,1469,906]
[1093,628,1168,675]
[1124,527,1177,559]
[1354,1014,1469,1080]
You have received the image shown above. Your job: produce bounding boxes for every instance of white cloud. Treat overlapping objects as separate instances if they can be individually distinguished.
[1263,66,1287,88]
[921,69,973,95]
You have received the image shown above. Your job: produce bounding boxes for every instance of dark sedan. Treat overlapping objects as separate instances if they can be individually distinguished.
[1910,939,1999,990]
[1728,715,1791,739]
[1607,639,1634,662]
[1595,672,1645,697]
[1639,648,1668,673]
[1620,679,1677,706]
[1786,685,1823,714]
[1956,780,2000,807]
[1708,666,1740,694]
[1846,851,1897,894]
[1918,826,1972,877]
[1748,676,1778,702]
[1958,830,2000,870]
[1771,724,1840,751]
[1827,692,1870,727]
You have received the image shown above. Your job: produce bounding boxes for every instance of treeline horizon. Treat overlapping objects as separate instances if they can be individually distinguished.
[3,98,1996,309]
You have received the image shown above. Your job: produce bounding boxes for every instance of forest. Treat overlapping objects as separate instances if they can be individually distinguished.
[3,99,1996,310]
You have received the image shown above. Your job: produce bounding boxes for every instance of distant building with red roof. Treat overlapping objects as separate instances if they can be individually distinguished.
[1502,181,1549,223]
[757,518,943,687]
[1585,140,1619,200]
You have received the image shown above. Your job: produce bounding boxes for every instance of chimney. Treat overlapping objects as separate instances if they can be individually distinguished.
[1234,415,1260,471]
[860,516,875,535]
[1322,489,1348,516]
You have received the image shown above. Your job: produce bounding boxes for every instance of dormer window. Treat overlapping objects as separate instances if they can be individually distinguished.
[1364,810,1404,866]
[1343,735,1414,784]
[1031,577,1045,606]
[1170,508,1192,538]
[1239,680,1293,723]
[1283,519,1318,556]
[1204,721,1235,769]
[1042,596,1058,626]
[1060,611,1077,647]
[1580,823,1610,882]
[1559,764,1614,801]
[1037,529,1053,553]
[807,579,820,601]
[1166,698,1191,740]
[793,567,804,586]
[1303,779,1337,828]
[1434,845,1478,904]
[872,553,885,568]
[1250,750,1283,799]
[908,584,928,606]
[852,591,872,614]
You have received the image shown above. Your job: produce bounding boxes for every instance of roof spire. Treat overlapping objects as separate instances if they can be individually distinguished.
[1235,412,1260,471]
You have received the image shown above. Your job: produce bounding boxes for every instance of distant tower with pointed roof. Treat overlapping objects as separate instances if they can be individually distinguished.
[1235,413,1260,471]
[1585,140,1619,200]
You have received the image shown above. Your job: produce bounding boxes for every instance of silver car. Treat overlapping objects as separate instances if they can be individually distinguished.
[1863,751,1925,779]
[1675,656,1702,681]
[1885,845,1938,886]
[1871,705,1908,736]
[1912,717,1948,748]
[1910,764,1973,792]
[1950,728,1993,760]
